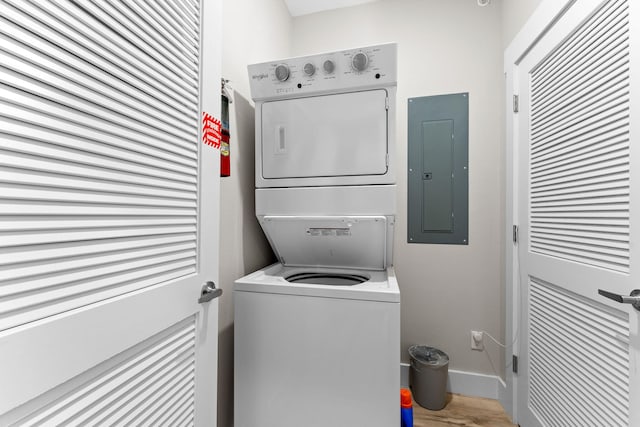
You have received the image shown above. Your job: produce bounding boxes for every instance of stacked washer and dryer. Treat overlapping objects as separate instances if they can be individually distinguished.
[234,43,400,427]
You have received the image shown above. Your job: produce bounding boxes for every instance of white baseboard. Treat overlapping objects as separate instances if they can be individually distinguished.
[401,363,501,401]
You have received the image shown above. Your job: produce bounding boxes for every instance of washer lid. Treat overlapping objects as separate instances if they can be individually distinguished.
[261,216,388,270]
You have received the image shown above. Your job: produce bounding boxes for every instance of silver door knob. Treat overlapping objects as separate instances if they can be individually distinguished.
[598,289,640,311]
[198,281,222,304]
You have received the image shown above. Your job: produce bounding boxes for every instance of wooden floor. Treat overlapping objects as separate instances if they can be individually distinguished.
[412,393,516,427]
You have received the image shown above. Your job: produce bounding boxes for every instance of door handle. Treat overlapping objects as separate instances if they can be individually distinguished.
[198,281,223,304]
[598,289,640,311]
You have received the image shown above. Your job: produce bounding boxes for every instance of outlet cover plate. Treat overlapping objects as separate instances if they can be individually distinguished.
[471,330,484,351]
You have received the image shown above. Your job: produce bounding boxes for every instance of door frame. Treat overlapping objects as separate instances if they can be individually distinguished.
[503,0,578,422]
[194,0,222,424]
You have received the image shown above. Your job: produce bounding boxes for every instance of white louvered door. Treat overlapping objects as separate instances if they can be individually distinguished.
[514,0,639,425]
[0,0,221,425]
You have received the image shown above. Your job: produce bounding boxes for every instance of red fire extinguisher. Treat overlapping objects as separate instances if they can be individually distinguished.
[221,79,231,177]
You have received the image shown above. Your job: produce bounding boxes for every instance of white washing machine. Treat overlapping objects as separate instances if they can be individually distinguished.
[235,43,399,427]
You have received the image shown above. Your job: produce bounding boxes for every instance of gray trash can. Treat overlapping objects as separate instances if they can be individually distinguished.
[408,345,449,410]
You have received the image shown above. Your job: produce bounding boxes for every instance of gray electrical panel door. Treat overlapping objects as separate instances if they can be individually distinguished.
[408,93,468,244]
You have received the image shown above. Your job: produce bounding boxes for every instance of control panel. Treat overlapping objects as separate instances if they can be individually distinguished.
[248,43,397,101]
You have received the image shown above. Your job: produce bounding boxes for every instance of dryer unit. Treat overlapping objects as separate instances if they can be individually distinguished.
[249,43,397,189]
[236,43,399,427]
[248,43,398,269]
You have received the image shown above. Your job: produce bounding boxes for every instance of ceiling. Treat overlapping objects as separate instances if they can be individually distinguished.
[284,0,381,17]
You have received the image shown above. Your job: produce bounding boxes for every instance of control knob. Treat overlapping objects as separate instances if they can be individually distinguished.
[303,62,316,76]
[323,60,335,74]
[351,52,369,72]
[275,64,290,81]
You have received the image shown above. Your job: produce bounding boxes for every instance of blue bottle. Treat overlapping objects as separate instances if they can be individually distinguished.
[401,388,413,427]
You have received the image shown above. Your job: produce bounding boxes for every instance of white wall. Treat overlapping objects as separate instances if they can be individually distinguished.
[218,1,290,425]
[502,0,544,48]
[291,0,505,379]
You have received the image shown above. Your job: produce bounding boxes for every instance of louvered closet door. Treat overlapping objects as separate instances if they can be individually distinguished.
[515,0,639,425]
[0,0,221,425]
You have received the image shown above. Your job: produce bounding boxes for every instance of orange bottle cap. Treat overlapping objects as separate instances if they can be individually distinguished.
[400,388,412,408]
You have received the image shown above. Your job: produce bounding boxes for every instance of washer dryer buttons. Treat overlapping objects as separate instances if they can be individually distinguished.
[323,60,335,74]
[275,64,290,81]
[303,63,316,76]
[351,52,369,72]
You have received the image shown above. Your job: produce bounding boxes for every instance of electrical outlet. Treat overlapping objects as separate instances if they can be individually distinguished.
[471,330,484,351]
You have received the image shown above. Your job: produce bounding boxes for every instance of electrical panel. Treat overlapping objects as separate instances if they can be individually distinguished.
[408,93,468,245]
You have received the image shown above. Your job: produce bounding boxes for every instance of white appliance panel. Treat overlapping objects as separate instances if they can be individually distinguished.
[234,266,400,427]
[255,186,396,216]
[261,90,388,180]
[261,216,387,270]
[248,43,397,101]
